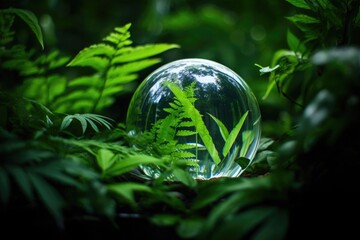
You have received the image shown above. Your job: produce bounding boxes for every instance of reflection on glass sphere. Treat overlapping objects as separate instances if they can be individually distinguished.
[126,58,261,180]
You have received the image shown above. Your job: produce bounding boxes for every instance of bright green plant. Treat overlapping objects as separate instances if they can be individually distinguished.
[138,80,252,170]
[0,6,190,230]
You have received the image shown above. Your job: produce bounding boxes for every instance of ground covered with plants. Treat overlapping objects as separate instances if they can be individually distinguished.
[1,0,360,239]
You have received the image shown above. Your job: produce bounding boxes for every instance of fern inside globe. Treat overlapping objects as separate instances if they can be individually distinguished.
[126,58,261,180]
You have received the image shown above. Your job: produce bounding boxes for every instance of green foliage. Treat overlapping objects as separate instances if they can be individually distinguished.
[65,24,179,113]
[1,2,360,239]
[0,8,44,48]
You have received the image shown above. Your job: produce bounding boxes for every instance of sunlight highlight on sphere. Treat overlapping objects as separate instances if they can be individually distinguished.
[126,58,261,180]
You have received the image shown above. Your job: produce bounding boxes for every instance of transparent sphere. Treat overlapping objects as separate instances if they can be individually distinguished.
[126,58,261,180]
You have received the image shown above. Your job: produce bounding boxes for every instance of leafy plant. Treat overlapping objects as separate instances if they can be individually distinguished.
[138,80,252,172]
[1,1,359,239]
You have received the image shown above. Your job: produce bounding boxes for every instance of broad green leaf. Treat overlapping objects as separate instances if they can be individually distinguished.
[287,30,305,53]
[107,182,152,204]
[208,113,229,141]
[172,168,197,188]
[166,82,221,164]
[222,111,248,157]
[28,173,64,226]
[7,8,44,49]
[286,0,311,9]
[97,148,116,172]
[113,44,179,63]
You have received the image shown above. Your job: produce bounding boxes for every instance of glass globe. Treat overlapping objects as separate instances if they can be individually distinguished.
[126,58,261,180]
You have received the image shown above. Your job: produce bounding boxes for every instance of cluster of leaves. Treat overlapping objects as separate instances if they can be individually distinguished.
[0,7,196,236]
[138,80,253,179]
[1,0,360,239]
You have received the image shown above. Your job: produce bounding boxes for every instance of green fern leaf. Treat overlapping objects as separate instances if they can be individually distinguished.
[286,0,311,10]
[113,44,179,63]
[176,130,197,136]
[4,8,44,49]
[107,59,161,77]
[64,24,179,113]
[172,151,196,159]
[165,82,221,165]
[60,113,114,134]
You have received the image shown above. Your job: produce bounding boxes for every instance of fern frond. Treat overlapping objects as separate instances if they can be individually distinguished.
[1,8,44,48]
[65,24,179,113]
[165,82,221,165]
[176,130,197,136]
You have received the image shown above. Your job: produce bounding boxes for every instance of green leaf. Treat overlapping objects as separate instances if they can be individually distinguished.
[28,173,64,226]
[172,168,197,188]
[208,113,229,141]
[60,115,74,131]
[176,130,197,136]
[235,157,250,169]
[150,214,180,226]
[107,182,153,205]
[239,130,255,158]
[286,14,320,24]
[73,114,87,133]
[7,8,44,49]
[287,30,305,53]
[286,0,311,9]
[166,82,221,165]
[30,161,82,188]
[222,111,248,157]
[177,218,204,239]
[113,44,179,63]
[97,148,116,172]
